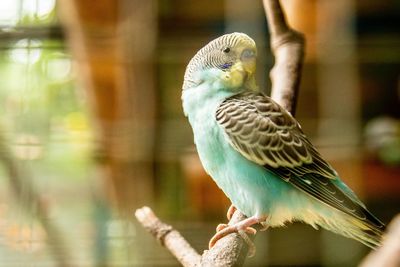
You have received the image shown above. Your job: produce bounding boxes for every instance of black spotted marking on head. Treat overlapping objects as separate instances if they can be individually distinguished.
[182,33,256,91]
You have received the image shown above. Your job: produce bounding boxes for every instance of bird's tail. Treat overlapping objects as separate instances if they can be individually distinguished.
[319,212,385,249]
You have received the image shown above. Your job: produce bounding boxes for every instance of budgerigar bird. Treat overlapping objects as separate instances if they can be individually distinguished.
[182,32,385,250]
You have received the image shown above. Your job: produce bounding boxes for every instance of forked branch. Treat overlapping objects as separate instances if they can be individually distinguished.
[135,1,305,266]
[134,1,400,266]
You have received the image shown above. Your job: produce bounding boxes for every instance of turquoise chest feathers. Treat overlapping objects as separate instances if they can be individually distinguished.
[180,32,384,249]
[182,86,296,219]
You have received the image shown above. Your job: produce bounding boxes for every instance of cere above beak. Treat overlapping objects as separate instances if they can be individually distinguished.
[241,49,256,61]
[240,49,256,74]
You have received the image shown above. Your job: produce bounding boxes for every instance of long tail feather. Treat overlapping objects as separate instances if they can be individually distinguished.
[319,213,385,249]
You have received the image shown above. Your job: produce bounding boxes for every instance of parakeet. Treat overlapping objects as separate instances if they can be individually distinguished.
[182,32,385,250]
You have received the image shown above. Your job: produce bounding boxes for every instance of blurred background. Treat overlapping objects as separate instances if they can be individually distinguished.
[0,0,399,266]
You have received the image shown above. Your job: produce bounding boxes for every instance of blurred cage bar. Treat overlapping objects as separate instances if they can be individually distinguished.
[0,0,399,266]
[0,0,72,266]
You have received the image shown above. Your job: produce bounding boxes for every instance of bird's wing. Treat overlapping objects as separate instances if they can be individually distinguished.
[216,92,336,177]
[216,92,384,228]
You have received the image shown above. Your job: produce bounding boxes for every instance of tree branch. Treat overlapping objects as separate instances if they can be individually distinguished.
[134,2,400,267]
[263,0,305,115]
[360,214,400,267]
[135,207,252,267]
[134,0,305,266]
[200,210,251,266]
[135,207,201,267]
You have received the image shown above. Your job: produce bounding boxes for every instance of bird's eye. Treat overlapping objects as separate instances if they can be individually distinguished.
[223,47,230,53]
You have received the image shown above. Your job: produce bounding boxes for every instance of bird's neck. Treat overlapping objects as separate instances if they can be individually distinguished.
[245,75,258,92]
[182,83,235,119]
[182,71,258,124]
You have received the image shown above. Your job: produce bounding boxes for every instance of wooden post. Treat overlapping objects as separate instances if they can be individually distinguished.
[58,0,157,213]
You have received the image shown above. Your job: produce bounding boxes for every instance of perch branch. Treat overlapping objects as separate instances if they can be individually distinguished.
[360,214,400,267]
[263,0,305,114]
[135,2,400,267]
[135,207,252,267]
[135,207,201,267]
[134,0,305,266]
[199,210,251,266]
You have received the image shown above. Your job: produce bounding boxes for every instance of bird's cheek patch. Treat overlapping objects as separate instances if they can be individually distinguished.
[220,62,233,70]
[224,70,245,89]
[219,62,246,89]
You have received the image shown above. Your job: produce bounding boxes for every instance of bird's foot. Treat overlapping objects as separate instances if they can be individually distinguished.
[226,204,237,220]
[208,215,267,251]
[238,230,256,257]
[259,221,269,231]
[209,224,256,249]
[215,223,257,235]
[216,223,228,232]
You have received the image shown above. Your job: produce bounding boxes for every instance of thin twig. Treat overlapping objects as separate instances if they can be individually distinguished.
[135,207,201,267]
[135,206,252,267]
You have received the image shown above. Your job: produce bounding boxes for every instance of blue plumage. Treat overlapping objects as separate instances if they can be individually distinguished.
[182,32,384,249]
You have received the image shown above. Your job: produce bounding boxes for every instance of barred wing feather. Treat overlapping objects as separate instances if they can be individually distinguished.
[216,92,384,230]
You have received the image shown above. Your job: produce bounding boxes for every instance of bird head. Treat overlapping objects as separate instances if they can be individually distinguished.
[182,32,258,92]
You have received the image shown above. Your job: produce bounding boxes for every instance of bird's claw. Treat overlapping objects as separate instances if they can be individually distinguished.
[238,230,256,257]
[209,224,257,249]
[259,221,269,231]
[244,226,257,235]
[226,205,237,220]
[216,223,228,232]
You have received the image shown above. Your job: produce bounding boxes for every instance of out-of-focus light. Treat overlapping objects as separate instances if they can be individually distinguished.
[0,0,56,25]
[22,0,56,19]
[106,220,136,248]
[365,116,400,165]
[9,39,42,64]
[0,0,19,25]
[64,112,89,132]
[13,133,43,160]
[45,53,72,81]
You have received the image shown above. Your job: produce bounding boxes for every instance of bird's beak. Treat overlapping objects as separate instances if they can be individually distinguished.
[225,49,257,90]
[240,49,257,75]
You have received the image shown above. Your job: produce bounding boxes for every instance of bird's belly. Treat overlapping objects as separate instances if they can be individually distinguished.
[194,125,311,225]
[189,105,324,227]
